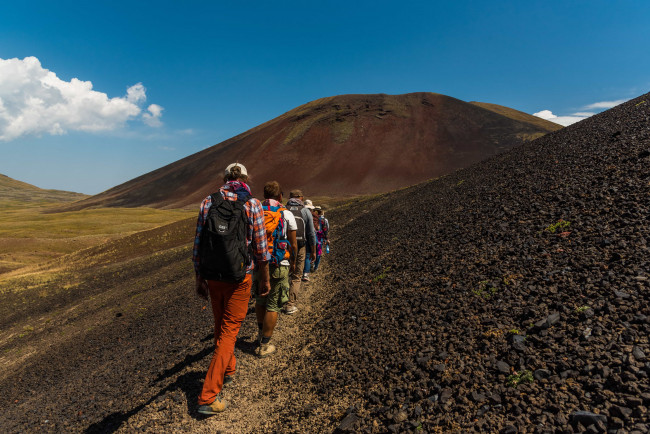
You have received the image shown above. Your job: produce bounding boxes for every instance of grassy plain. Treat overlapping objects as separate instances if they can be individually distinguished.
[0,204,194,275]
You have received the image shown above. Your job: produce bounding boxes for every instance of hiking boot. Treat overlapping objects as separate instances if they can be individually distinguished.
[301,275,310,282]
[197,396,228,415]
[223,374,234,386]
[255,342,276,358]
[284,305,298,315]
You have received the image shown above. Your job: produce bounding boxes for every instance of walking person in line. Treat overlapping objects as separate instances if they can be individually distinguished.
[312,207,328,272]
[302,200,316,282]
[254,181,297,357]
[193,163,271,415]
[284,190,316,314]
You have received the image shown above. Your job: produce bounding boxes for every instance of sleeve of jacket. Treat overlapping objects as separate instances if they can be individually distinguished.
[192,196,212,276]
[302,208,317,246]
[249,198,272,262]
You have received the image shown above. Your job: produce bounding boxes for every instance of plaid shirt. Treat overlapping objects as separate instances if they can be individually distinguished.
[193,181,270,277]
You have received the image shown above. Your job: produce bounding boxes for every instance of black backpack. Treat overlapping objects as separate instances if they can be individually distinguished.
[287,204,306,248]
[199,193,252,283]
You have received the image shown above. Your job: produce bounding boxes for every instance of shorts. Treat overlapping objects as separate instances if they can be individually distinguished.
[253,265,290,312]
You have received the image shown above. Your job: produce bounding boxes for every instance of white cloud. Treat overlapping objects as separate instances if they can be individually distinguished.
[532,110,556,120]
[0,56,164,141]
[142,104,163,127]
[126,83,146,104]
[532,109,588,126]
[533,97,629,127]
[583,99,627,110]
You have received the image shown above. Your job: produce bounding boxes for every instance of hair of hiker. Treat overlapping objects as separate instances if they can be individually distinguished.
[224,165,249,183]
[263,181,282,199]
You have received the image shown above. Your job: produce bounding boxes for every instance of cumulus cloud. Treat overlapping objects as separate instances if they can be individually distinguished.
[126,83,147,104]
[532,110,587,126]
[0,56,163,141]
[532,110,555,120]
[533,98,629,127]
[142,104,163,127]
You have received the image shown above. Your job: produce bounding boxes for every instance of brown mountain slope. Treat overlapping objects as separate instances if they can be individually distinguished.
[0,173,88,205]
[469,101,563,133]
[66,92,561,210]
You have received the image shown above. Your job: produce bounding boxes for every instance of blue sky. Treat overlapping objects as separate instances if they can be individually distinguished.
[1,1,648,194]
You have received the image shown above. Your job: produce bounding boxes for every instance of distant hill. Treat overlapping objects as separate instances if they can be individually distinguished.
[66,92,562,210]
[470,101,563,134]
[0,174,88,205]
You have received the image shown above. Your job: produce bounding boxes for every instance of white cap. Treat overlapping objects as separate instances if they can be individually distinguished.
[224,163,248,177]
[304,199,313,206]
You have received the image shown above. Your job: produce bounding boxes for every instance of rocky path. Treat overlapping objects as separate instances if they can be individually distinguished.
[113,266,337,434]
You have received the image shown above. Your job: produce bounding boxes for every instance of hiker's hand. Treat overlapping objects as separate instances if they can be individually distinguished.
[311,252,316,262]
[259,279,271,297]
[195,276,209,300]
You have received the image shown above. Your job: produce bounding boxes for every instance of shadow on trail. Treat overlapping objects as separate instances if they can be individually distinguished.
[235,332,259,356]
[152,333,213,384]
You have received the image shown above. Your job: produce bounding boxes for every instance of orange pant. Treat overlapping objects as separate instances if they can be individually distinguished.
[198,274,252,405]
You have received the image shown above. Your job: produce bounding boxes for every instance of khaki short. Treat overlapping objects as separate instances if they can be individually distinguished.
[253,265,290,312]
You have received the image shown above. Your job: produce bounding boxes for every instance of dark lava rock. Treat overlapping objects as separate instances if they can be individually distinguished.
[393,411,408,424]
[434,363,446,372]
[500,425,518,434]
[470,391,486,402]
[337,413,359,431]
[569,411,607,426]
[534,369,552,381]
[488,393,502,405]
[611,405,633,420]
[626,396,644,408]
[496,360,510,374]
[633,346,646,361]
[510,334,527,352]
[547,312,561,326]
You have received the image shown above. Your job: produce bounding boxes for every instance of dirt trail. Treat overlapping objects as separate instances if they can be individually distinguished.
[114,265,336,433]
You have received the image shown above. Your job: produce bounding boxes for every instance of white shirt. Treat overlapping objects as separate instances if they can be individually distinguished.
[281,209,297,266]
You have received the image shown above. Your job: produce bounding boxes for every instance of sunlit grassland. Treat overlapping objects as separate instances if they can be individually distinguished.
[0,206,195,275]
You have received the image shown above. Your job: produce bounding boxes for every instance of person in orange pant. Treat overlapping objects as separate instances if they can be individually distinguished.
[192,163,271,415]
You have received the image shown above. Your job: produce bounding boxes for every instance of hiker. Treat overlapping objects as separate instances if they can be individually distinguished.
[302,200,316,282]
[321,210,330,250]
[193,163,271,415]
[254,181,297,357]
[284,190,316,314]
[310,206,322,273]
[312,207,329,272]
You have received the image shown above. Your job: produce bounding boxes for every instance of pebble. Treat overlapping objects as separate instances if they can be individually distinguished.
[496,361,510,374]
[569,410,607,426]
[633,346,646,361]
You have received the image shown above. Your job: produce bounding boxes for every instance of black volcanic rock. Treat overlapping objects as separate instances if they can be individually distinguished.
[280,92,650,432]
